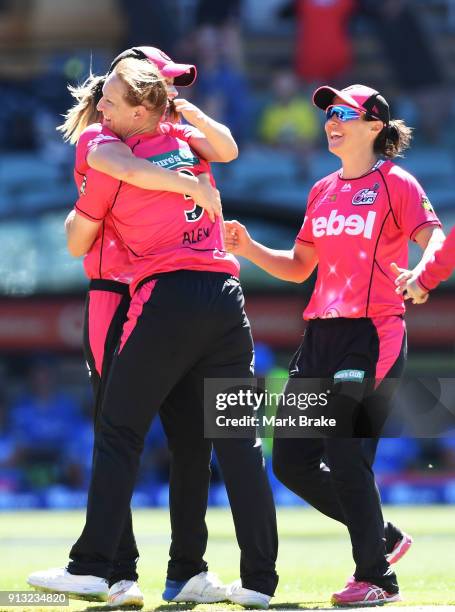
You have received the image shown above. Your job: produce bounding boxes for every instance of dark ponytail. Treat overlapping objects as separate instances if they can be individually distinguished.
[373,119,413,158]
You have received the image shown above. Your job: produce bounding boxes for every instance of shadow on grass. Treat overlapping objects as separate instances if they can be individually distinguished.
[155,605,198,611]
[86,602,334,612]
[85,605,144,611]
[270,603,332,610]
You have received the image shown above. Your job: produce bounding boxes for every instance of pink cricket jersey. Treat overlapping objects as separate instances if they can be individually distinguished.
[418,225,455,291]
[75,123,133,282]
[296,159,441,319]
[75,122,239,293]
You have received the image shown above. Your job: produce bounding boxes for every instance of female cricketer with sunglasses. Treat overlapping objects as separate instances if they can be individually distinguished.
[28,48,235,608]
[225,84,445,605]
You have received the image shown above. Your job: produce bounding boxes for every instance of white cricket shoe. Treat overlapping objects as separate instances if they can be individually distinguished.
[27,567,108,602]
[108,580,144,608]
[227,579,271,609]
[162,571,227,603]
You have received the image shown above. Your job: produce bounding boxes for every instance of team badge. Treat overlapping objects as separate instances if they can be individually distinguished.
[421,195,434,213]
[352,183,379,206]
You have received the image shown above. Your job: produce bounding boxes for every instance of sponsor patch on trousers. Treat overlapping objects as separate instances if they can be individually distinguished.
[334,369,365,383]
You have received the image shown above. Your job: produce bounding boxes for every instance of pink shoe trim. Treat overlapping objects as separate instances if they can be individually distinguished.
[386,533,413,565]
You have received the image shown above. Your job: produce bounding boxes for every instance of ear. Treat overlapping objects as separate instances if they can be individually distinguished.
[133,105,147,119]
[370,120,383,134]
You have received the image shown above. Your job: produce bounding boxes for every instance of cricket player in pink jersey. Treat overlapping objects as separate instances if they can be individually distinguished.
[393,225,455,302]
[29,57,278,610]
[28,48,230,609]
[225,84,444,605]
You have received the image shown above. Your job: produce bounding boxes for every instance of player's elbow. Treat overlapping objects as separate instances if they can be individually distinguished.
[221,142,239,162]
[289,270,312,283]
[119,160,141,182]
[67,238,88,258]
[213,137,239,163]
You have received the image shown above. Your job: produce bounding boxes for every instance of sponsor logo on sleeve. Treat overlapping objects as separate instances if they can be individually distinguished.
[352,182,380,205]
[421,195,434,213]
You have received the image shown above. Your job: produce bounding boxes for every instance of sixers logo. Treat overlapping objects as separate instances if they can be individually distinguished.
[352,183,380,206]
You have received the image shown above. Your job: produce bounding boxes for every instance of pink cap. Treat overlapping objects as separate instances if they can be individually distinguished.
[313,84,390,123]
[109,46,197,87]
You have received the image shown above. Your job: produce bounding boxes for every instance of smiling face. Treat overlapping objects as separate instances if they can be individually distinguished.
[96,73,140,139]
[325,96,383,160]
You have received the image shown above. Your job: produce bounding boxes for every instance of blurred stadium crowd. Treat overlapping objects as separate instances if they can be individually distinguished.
[0,0,455,508]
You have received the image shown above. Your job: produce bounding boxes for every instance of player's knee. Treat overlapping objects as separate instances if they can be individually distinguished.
[96,414,145,453]
[168,439,211,460]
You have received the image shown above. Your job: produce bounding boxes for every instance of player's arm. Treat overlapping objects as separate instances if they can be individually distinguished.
[173,99,238,163]
[412,226,446,274]
[65,209,102,257]
[225,220,318,283]
[87,141,221,221]
[417,225,455,289]
[65,167,119,257]
[393,226,453,302]
[391,226,445,303]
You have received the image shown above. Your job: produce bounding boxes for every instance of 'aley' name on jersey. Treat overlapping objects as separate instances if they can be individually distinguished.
[183,227,210,245]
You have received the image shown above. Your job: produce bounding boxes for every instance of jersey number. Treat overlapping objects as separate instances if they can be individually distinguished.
[179,169,204,222]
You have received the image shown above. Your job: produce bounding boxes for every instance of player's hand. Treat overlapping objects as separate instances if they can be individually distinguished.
[173,98,207,127]
[390,262,413,291]
[224,220,252,256]
[390,262,428,304]
[404,279,429,304]
[193,173,221,223]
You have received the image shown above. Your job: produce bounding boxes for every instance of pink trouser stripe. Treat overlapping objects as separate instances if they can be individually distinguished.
[88,291,123,377]
[372,315,405,387]
[119,280,157,354]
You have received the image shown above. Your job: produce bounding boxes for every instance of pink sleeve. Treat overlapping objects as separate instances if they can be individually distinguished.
[75,124,118,173]
[417,225,455,291]
[74,168,121,222]
[295,182,323,245]
[390,170,441,241]
[86,130,122,157]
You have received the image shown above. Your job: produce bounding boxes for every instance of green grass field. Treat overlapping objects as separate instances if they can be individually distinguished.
[1,506,454,611]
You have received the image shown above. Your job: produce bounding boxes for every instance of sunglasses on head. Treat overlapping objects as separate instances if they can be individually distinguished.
[325,105,364,122]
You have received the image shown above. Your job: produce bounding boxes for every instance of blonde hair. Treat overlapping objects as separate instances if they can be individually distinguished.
[57,73,106,144]
[112,57,167,117]
[58,57,168,144]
